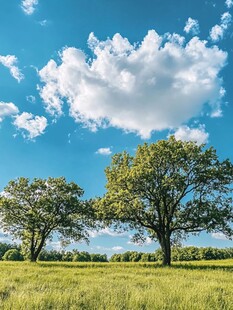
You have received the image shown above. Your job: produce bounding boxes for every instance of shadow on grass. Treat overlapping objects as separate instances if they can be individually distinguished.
[169,263,233,271]
[37,261,233,271]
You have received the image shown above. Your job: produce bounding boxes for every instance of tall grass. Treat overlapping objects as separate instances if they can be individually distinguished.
[0,260,232,309]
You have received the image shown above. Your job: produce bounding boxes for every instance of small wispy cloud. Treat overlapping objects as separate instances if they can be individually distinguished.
[128,236,153,246]
[38,19,48,27]
[209,12,232,42]
[211,232,228,240]
[95,245,124,252]
[0,102,19,122]
[13,112,48,140]
[96,147,112,156]
[47,241,63,251]
[0,55,24,82]
[184,17,200,35]
[21,0,38,15]
[225,0,233,9]
[89,228,127,238]
[26,95,36,104]
[112,246,124,251]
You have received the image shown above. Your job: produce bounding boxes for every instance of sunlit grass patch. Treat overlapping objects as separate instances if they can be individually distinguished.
[0,260,232,309]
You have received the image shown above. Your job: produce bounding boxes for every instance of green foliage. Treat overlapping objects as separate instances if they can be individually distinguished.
[38,249,108,262]
[0,177,94,262]
[0,242,19,260]
[109,254,121,262]
[2,249,23,261]
[108,247,233,262]
[140,253,156,262]
[61,251,74,262]
[96,136,233,265]
[38,250,63,261]
[90,253,108,262]
[171,246,233,262]
[73,251,91,262]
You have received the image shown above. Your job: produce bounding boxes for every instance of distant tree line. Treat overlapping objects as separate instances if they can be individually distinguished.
[110,247,233,262]
[38,250,108,262]
[1,242,232,262]
[0,243,107,262]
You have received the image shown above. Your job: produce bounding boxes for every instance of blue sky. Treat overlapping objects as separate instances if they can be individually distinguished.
[0,0,232,255]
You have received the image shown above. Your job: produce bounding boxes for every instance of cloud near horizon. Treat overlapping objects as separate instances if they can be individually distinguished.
[39,30,227,139]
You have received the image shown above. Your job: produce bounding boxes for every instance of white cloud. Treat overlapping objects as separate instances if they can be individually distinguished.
[96,147,112,155]
[172,124,209,145]
[39,31,227,139]
[128,235,153,246]
[210,25,224,42]
[225,0,233,9]
[144,237,153,245]
[210,86,225,117]
[21,0,38,15]
[95,245,124,252]
[13,112,48,139]
[184,18,200,35]
[0,229,21,244]
[89,228,127,238]
[0,55,24,82]
[209,12,232,42]
[47,241,63,251]
[26,95,36,104]
[211,232,228,240]
[221,11,232,26]
[0,102,19,122]
[38,20,48,27]
[112,246,124,251]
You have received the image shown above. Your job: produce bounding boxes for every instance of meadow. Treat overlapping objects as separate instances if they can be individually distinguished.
[0,260,232,310]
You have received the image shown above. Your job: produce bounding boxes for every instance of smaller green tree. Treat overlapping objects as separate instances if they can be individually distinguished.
[109,253,121,262]
[0,177,94,262]
[38,250,63,261]
[2,249,24,261]
[0,242,18,260]
[90,253,108,262]
[73,251,91,262]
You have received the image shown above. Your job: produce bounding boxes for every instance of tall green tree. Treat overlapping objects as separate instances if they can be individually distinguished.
[96,137,233,266]
[0,177,93,262]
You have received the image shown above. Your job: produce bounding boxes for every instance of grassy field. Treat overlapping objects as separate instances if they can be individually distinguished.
[0,260,232,310]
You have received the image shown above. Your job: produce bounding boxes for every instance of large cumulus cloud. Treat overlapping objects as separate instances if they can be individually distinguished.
[39,30,227,138]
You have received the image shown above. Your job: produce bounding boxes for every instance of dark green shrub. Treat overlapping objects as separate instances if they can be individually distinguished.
[2,249,24,261]
[73,251,91,262]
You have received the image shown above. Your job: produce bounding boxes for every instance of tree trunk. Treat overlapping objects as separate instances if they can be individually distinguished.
[30,236,46,262]
[30,231,37,262]
[159,233,171,266]
[30,254,37,262]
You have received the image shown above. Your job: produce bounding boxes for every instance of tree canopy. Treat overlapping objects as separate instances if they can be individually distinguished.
[96,136,233,265]
[0,177,93,261]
